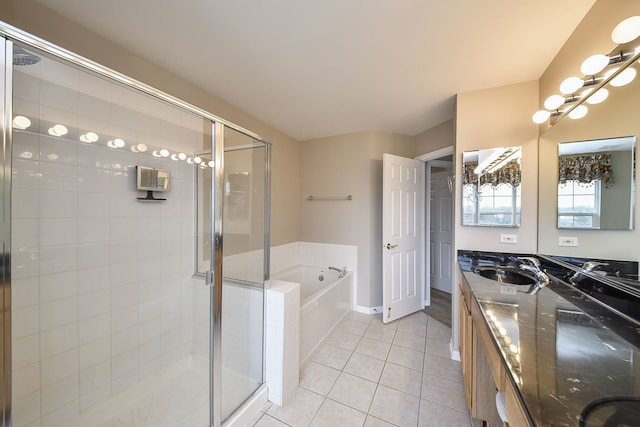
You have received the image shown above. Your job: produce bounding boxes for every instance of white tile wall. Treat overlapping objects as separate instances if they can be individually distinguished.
[10,63,203,426]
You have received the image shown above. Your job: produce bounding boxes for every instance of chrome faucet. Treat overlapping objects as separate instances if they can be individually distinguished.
[328,266,347,278]
[581,261,609,273]
[570,261,609,282]
[516,257,550,293]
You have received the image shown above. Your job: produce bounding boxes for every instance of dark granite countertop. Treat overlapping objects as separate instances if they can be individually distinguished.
[458,250,640,427]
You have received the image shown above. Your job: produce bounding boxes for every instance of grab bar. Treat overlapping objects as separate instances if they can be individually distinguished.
[307,195,353,201]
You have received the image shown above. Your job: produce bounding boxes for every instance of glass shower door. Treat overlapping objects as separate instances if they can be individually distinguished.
[220,127,268,422]
[9,40,213,427]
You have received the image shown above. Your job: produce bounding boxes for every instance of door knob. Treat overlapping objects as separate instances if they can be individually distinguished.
[386,243,398,250]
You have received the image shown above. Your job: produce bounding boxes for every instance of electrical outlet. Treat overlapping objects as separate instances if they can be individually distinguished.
[500,234,517,244]
[559,236,578,246]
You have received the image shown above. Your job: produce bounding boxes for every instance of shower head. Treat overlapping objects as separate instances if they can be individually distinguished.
[13,46,41,66]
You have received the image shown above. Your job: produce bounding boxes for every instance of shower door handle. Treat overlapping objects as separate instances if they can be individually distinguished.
[205,270,214,286]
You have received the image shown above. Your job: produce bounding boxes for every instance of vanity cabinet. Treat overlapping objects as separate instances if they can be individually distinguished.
[459,270,529,426]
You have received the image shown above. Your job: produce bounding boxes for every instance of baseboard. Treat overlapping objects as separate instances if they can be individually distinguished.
[356,305,383,314]
[449,340,461,361]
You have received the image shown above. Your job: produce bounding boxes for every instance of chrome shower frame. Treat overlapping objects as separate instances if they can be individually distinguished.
[0,20,271,427]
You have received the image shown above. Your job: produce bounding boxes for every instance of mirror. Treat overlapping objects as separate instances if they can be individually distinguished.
[538,22,640,275]
[462,146,522,227]
[557,136,636,230]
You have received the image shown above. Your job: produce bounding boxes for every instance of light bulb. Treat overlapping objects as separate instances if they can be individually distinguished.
[160,149,170,157]
[610,67,636,86]
[178,152,187,160]
[532,110,551,124]
[585,88,609,104]
[208,160,215,168]
[171,154,179,161]
[12,115,31,130]
[187,157,194,164]
[559,76,584,94]
[611,16,640,44]
[544,94,565,110]
[136,143,147,152]
[194,156,202,164]
[569,105,588,119]
[581,54,610,75]
[115,138,125,148]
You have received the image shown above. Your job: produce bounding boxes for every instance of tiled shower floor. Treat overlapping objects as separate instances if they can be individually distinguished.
[250,310,472,427]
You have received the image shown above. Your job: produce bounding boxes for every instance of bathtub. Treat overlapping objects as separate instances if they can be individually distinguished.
[272,265,353,364]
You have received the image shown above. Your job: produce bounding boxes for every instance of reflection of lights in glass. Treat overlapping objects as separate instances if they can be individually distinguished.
[171,154,179,161]
[48,124,68,137]
[47,154,59,161]
[532,110,551,124]
[187,157,194,164]
[610,67,636,87]
[136,143,147,152]
[569,105,588,119]
[194,156,202,164]
[107,138,125,149]
[80,131,99,143]
[509,344,519,354]
[160,149,170,157]
[178,152,187,160]
[13,115,31,130]
[152,150,161,157]
[544,94,565,110]
[504,336,512,345]
[584,88,609,104]
[19,151,33,159]
[581,54,609,75]
[208,161,215,168]
[498,326,507,336]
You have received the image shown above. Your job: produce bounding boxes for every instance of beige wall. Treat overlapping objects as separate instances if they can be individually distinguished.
[415,119,455,156]
[299,131,414,308]
[455,81,539,256]
[0,0,300,247]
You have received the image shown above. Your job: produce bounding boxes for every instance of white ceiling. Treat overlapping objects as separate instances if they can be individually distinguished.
[35,0,596,141]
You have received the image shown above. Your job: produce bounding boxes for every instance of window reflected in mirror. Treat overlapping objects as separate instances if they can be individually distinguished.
[557,136,636,230]
[462,146,522,227]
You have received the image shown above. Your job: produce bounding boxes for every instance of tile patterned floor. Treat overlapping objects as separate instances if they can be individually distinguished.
[250,311,472,427]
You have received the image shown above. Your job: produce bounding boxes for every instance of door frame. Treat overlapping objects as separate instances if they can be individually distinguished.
[415,146,454,306]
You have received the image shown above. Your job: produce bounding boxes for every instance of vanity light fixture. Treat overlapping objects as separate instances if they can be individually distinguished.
[560,76,584,94]
[611,16,640,44]
[532,15,640,125]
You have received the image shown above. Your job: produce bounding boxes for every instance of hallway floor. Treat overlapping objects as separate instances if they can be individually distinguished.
[250,310,472,426]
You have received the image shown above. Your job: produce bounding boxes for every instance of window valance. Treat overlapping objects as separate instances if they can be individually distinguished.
[558,153,614,188]
[462,160,521,187]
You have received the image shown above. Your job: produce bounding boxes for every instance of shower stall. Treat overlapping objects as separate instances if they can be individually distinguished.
[1,22,270,427]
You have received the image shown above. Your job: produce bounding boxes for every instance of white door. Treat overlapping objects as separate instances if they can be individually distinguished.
[430,168,453,293]
[382,153,425,323]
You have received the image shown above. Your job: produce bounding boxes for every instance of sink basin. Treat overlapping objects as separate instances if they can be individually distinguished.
[473,265,537,286]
